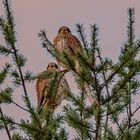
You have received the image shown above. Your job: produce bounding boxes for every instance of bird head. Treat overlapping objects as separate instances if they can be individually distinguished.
[47,62,59,72]
[58,26,71,38]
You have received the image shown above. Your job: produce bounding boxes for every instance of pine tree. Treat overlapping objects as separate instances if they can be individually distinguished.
[0,0,140,140]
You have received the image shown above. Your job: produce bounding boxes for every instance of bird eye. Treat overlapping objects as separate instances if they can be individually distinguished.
[49,64,58,68]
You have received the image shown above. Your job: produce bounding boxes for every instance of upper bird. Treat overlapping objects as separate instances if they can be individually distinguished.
[53,26,83,72]
[53,26,94,105]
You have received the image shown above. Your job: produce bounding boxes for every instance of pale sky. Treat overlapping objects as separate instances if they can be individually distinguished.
[0,0,140,139]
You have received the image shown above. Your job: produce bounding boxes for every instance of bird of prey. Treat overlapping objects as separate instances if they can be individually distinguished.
[35,62,70,112]
[53,26,83,73]
[53,26,94,104]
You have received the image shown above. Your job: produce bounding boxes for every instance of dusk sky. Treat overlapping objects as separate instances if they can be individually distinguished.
[0,0,140,139]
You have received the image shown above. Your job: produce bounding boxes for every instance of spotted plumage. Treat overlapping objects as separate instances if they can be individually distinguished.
[53,26,83,72]
[36,62,70,112]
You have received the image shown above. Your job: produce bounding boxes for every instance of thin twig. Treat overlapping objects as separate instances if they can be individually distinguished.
[12,100,29,112]
[0,106,11,140]
[112,115,124,135]
[131,105,140,117]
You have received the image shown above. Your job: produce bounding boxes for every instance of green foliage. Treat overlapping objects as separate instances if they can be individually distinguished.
[0,63,10,84]
[11,133,25,140]
[0,113,16,131]
[0,45,13,56]
[14,54,27,67]
[0,87,13,104]
[19,109,67,140]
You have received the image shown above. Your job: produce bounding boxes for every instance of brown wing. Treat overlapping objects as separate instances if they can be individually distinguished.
[54,76,70,107]
[67,34,83,54]
[36,78,49,107]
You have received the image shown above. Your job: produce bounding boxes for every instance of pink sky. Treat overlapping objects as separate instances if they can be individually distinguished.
[0,0,140,139]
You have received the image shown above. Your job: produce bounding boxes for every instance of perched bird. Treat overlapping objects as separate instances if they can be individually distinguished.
[53,26,83,72]
[53,26,94,105]
[35,62,70,112]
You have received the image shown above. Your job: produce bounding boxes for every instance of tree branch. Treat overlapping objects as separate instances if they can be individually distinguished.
[0,106,11,140]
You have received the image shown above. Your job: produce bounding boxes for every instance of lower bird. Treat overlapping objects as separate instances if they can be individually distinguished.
[35,62,70,113]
